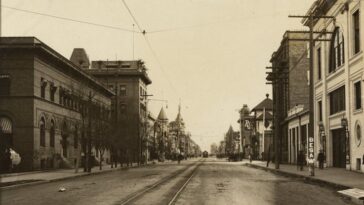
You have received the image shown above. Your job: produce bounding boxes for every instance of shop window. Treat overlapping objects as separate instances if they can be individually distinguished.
[329,27,345,73]
[329,86,345,115]
[0,74,11,96]
[354,81,362,110]
[40,118,46,147]
[353,10,360,54]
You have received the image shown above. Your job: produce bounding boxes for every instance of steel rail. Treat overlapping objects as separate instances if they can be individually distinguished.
[117,159,203,205]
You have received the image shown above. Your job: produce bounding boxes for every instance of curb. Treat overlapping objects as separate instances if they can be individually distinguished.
[0,163,157,191]
[244,163,350,190]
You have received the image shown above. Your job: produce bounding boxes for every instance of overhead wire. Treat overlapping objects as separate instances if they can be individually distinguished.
[1,5,138,33]
[121,0,144,33]
[120,0,180,95]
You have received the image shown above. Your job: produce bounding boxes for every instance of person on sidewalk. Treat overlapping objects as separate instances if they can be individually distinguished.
[297,150,304,171]
[266,146,271,167]
[317,150,325,169]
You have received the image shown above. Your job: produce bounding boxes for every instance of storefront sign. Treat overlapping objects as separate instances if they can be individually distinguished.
[308,136,314,163]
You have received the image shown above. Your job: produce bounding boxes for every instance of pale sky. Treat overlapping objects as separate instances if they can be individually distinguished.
[1,0,315,151]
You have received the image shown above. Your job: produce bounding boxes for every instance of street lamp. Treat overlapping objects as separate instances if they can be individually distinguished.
[341,116,350,170]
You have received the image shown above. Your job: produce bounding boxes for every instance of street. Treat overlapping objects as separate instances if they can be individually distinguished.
[0,158,354,205]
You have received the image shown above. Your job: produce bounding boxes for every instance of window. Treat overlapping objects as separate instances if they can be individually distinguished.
[354,81,362,110]
[50,120,55,147]
[41,78,47,98]
[353,10,360,54]
[59,87,63,104]
[329,28,345,73]
[329,86,346,115]
[317,48,322,80]
[40,118,46,147]
[356,124,362,146]
[50,83,57,102]
[120,104,127,118]
[119,85,126,96]
[318,100,323,121]
[0,74,11,96]
[74,126,78,149]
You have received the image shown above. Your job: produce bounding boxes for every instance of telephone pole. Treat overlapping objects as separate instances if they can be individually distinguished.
[289,12,334,176]
[0,0,2,37]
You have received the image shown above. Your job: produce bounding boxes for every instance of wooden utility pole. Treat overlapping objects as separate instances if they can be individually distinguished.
[0,0,2,37]
[289,13,334,176]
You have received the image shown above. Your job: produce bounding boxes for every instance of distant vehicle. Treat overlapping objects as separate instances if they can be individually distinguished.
[202,151,208,158]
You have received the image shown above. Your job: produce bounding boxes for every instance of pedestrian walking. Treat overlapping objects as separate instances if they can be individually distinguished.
[297,150,304,171]
[317,150,325,169]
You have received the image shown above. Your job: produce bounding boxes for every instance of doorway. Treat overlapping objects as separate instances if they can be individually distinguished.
[332,128,346,168]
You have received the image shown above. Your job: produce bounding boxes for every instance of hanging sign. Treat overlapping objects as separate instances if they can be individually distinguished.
[308,136,314,163]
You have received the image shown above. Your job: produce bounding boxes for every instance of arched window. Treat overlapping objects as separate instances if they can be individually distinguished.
[50,120,55,147]
[40,117,46,147]
[356,123,362,147]
[329,27,345,73]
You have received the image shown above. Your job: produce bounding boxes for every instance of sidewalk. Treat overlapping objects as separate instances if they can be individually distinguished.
[245,160,364,190]
[0,160,177,190]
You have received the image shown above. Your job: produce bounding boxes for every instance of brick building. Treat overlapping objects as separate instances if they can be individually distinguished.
[267,31,310,164]
[0,37,113,172]
[80,58,152,164]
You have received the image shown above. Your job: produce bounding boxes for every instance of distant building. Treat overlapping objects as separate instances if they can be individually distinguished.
[0,37,113,172]
[169,104,187,159]
[238,104,254,156]
[81,57,152,164]
[251,94,273,160]
[155,107,169,161]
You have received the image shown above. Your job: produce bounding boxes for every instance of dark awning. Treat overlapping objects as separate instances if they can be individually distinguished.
[0,117,13,134]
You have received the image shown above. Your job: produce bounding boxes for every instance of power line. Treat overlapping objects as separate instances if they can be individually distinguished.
[120,0,179,95]
[121,0,144,33]
[1,5,138,33]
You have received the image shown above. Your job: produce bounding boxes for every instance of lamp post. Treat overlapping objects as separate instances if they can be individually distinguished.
[341,116,350,170]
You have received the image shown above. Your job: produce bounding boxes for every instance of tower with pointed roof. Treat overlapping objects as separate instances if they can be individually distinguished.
[155,107,169,161]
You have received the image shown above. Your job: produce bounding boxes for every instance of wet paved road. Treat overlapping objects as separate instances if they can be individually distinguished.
[0,158,354,205]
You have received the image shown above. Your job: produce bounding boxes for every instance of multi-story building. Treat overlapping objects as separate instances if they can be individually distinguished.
[75,55,152,164]
[267,31,310,164]
[0,37,113,172]
[251,94,273,160]
[306,0,364,172]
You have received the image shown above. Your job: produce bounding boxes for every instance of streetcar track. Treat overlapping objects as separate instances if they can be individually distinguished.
[167,163,201,205]
[116,159,203,205]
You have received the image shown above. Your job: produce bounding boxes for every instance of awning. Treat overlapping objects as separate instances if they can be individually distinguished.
[0,117,13,134]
